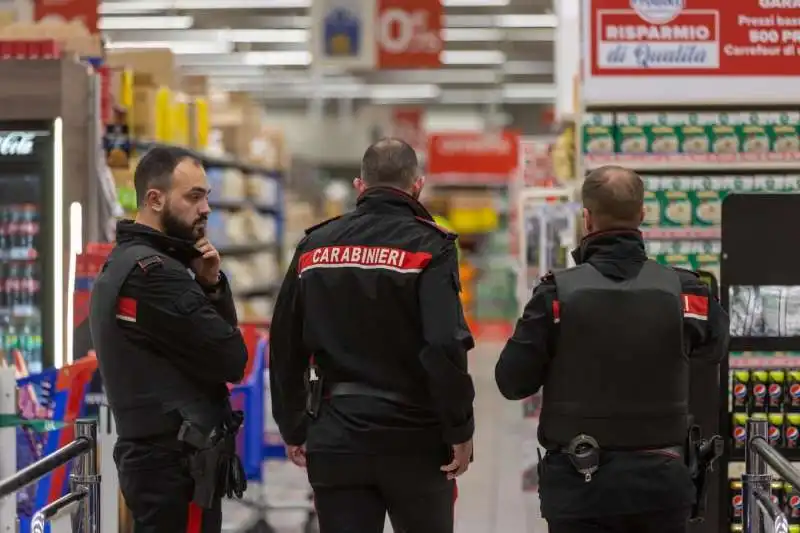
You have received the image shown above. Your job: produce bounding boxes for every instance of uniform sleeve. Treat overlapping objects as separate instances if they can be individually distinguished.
[495,279,557,400]
[418,242,476,445]
[679,271,730,363]
[203,272,238,327]
[268,248,309,446]
[119,264,248,385]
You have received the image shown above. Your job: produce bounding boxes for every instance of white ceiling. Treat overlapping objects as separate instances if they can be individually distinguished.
[99,0,556,105]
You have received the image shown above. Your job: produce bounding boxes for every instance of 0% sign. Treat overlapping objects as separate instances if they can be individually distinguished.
[377,8,442,55]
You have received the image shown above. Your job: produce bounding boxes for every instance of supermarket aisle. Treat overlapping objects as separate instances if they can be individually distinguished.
[222,342,545,533]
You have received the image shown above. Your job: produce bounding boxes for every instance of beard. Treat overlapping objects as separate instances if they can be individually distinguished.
[161,203,206,241]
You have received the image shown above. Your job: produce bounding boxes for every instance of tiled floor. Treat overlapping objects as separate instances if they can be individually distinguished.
[222,342,546,533]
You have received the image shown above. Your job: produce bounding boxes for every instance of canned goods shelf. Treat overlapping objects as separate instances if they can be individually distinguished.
[730,357,800,369]
[584,152,800,172]
[642,228,721,240]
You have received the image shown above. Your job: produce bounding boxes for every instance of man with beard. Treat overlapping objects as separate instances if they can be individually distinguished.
[89,146,249,533]
[270,138,475,533]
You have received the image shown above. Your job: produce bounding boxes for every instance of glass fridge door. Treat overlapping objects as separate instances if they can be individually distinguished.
[0,176,44,374]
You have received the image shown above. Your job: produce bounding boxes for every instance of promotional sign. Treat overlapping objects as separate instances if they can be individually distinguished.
[377,0,443,69]
[427,131,520,181]
[311,0,442,70]
[391,107,426,152]
[34,0,98,34]
[310,0,377,70]
[583,0,800,104]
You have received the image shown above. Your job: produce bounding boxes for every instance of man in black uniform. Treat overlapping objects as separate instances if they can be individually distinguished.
[89,146,249,533]
[495,165,729,533]
[270,138,475,533]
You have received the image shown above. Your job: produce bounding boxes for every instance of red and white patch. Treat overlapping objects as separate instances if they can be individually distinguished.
[116,297,137,323]
[682,293,708,321]
[298,246,432,275]
[552,300,560,324]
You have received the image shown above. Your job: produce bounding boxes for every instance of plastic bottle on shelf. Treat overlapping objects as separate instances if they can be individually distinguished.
[20,204,38,251]
[0,206,8,259]
[20,262,39,311]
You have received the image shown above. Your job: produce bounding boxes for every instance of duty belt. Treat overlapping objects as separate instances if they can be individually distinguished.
[327,382,419,407]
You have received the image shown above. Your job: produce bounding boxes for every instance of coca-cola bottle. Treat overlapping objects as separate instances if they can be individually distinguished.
[5,263,20,310]
[6,205,20,255]
[0,206,8,258]
[0,262,5,310]
[20,262,39,309]
[19,204,37,252]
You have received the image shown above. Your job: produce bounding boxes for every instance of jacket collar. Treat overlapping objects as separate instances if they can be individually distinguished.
[115,219,201,265]
[356,186,434,221]
[570,229,647,280]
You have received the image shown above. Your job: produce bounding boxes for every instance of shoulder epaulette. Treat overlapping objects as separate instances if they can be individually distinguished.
[672,266,700,278]
[136,255,163,273]
[414,217,457,240]
[305,215,342,235]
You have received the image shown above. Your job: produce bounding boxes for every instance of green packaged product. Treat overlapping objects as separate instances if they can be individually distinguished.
[694,253,720,282]
[768,111,800,153]
[582,113,615,154]
[709,112,741,154]
[739,111,771,154]
[659,178,693,227]
[662,253,696,271]
[690,176,724,227]
[614,112,649,154]
[680,113,714,154]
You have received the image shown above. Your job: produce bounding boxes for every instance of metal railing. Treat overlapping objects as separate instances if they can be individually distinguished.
[743,417,797,533]
[0,419,99,532]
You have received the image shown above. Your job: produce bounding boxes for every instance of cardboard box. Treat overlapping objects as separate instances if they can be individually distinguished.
[107,49,176,89]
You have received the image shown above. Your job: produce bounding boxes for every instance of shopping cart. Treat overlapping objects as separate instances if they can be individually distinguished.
[14,355,98,533]
[229,336,317,533]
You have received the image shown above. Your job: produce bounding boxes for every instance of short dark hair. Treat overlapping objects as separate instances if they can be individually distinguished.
[581,165,644,230]
[361,138,419,188]
[134,146,198,207]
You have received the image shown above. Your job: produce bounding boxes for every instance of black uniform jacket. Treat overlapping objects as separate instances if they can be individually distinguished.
[495,229,730,519]
[269,187,476,455]
[107,221,248,437]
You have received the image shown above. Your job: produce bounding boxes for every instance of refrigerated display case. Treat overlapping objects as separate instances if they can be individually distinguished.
[0,121,64,375]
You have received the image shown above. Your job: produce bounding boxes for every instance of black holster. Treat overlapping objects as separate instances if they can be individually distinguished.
[305,364,324,419]
[685,424,723,523]
[179,411,248,509]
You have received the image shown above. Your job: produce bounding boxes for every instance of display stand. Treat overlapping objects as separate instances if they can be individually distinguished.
[719,194,800,533]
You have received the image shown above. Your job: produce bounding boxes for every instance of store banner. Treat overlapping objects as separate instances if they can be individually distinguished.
[34,0,98,33]
[391,107,426,152]
[427,131,520,181]
[311,0,442,70]
[583,0,800,103]
[310,0,376,70]
[377,0,443,69]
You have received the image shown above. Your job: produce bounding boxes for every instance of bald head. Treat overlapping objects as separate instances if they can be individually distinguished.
[581,165,644,232]
[361,138,419,189]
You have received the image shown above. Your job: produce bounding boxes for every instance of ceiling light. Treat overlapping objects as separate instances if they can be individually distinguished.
[105,40,232,55]
[98,16,193,30]
[224,29,307,43]
[100,0,511,13]
[442,28,502,42]
[442,50,505,65]
[242,50,311,66]
[497,14,558,28]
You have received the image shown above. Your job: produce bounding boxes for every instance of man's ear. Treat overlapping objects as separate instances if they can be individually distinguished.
[147,189,164,212]
[638,206,645,224]
[412,175,425,197]
[353,177,367,195]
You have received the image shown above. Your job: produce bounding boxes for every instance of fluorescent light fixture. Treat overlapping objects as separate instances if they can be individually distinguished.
[98,15,193,30]
[100,0,509,11]
[497,14,558,28]
[105,40,232,54]
[53,118,64,368]
[370,84,439,100]
[225,29,307,43]
[442,50,505,65]
[66,201,83,367]
[502,83,557,100]
[242,50,311,66]
[442,28,502,42]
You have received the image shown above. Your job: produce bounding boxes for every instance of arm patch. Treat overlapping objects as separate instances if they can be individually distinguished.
[136,255,163,273]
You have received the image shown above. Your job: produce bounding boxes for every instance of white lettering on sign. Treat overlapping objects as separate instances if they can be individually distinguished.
[378,8,441,54]
[760,0,800,9]
[298,246,433,275]
[436,136,512,156]
[0,132,37,156]
[604,25,712,41]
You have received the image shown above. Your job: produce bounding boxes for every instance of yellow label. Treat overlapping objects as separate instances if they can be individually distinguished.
[195,98,209,149]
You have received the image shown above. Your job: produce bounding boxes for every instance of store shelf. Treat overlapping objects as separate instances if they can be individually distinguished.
[233,283,278,298]
[135,141,284,177]
[209,198,279,214]
[642,228,720,240]
[584,153,800,172]
[729,448,800,462]
[730,355,800,369]
[217,242,276,257]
